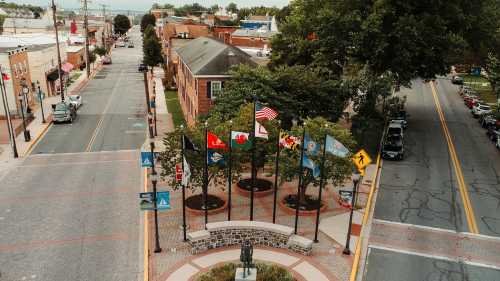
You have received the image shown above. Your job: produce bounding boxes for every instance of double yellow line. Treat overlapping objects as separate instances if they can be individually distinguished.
[429,82,479,234]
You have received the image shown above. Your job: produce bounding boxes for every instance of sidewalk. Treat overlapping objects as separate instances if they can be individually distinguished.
[151,67,174,136]
[0,63,102,162]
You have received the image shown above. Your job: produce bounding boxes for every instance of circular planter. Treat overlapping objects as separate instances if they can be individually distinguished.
[279,194,327,216]
[236,178,274,198]
[195,262,296,281]
[186,194,227,215]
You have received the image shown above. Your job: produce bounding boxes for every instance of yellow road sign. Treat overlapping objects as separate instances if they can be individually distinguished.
[353,149,372,172]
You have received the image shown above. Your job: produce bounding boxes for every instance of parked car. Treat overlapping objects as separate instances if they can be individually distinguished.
[472,104,492,117]
[102,55,112,65]
[138,63,147,72]
[496,137,500,150]
[382,135,404,160]
[479,114,499,128]
[127,42,134,48]
[459,85,473,96]
[52,102,77,123]
[463,93,478,104]
[391,110,408,128]
[452,75,464,85]
[116,40,125,47]
[486,126,500,142]
[68,94,82,109]
[387,121,404,138]
[466,98,483,109]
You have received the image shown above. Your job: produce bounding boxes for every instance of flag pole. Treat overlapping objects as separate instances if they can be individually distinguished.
[250,98,257,221]
[181,131,187,242]
[203,122,209,229]
[294,124,306,234]
[314,130,328,243]
[272,121,281,224]
[227,121,233,221]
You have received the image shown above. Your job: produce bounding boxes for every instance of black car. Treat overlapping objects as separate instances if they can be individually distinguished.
[479,114,497,128]
[451,75,464,85]
[382,135,404,160]
[391,110,408,128]
[138,63,147,72]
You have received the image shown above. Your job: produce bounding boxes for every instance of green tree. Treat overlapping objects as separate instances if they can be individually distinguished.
[142,25,164,68]
[140,13,156,33]
[279,117,356,206]
[94,46,106,57]
[113,14,131,35]
[486,53,500,111]
[210,64,354,127]
[226,2,238,13]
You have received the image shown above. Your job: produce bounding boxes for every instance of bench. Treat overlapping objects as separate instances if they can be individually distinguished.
[187,220,313,256]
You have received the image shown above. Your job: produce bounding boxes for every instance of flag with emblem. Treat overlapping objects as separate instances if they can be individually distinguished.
[255,121,269,139]
[231,131,251,150]
[207,149,225,165]
[303,134,319,155]
[302,154,320,178]
[181,156,191,186]
[279,131,300,150]
[325,135,349,158]
[207,132,226,149]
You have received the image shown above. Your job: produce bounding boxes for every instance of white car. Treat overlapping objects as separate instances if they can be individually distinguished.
[497,137,500,150]
[471,104,492,117]
[116,41,125,47]
[68,94,82,109]
[387,121,404,138]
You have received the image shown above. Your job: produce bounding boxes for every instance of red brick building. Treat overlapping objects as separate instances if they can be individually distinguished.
[175,37,257,125]
[230,29,277,49]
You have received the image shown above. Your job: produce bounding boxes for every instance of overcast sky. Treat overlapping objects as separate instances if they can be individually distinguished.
[16,0,290,11]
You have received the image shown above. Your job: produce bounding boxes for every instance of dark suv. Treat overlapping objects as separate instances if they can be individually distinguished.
[52,102,77,123]
[382,135,404,160]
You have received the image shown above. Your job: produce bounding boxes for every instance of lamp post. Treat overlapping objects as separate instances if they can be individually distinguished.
[343,172,361,255]
[36,81,46,123]
[150,164,162,253]
[19,83,31,142]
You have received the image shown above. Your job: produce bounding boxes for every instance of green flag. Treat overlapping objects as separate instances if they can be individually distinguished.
[231,131,252,150]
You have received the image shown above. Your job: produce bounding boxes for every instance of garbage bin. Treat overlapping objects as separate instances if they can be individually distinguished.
[24,130,31,142]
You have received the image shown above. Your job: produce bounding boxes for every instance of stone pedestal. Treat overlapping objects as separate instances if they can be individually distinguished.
[235,268,257,281]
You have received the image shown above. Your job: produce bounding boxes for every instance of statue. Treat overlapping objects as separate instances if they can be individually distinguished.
[240,240,254,278]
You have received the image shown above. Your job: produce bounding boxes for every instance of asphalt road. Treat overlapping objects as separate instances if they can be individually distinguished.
[364,78,500,280]
[0,26,146,281]
[31,26,147,154]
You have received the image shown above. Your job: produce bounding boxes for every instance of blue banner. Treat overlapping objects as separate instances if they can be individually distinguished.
[141,151,154,167]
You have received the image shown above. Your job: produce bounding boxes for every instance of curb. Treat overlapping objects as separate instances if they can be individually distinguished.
[23,118,53,157]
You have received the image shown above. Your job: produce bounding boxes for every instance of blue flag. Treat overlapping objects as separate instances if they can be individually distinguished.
[303,134,319,155]
[207,149,225,166]
[325,135,349,158]
[302,154,320,178]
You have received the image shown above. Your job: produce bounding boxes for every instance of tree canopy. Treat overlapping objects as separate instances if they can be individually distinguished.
[142,25,164,68]
[113,14,131,35]
[140,13,156,33]
[226,2,238,13]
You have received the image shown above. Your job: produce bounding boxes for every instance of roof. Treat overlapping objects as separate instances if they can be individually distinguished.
[0,33,67,50]
[232,29,278,39]
[175,25,189,34]
[66,45,84,53]
[3,17,52,29]
[248,15,272,21]
[176,37,256,76]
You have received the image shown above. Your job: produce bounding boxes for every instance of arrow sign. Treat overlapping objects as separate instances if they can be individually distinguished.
[141,151,154,167]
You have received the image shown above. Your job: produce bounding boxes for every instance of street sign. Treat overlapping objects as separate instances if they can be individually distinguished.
[471,67,481,76]
[139,192,155,210]
[141,151,154,167]
[352,149,372,173]
[139,191,171,211]
[156,191,170,211]
[338,190,353,208]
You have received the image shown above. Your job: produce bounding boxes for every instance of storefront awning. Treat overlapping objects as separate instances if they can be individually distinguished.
[46,69,59,81]
[61,62,74,73]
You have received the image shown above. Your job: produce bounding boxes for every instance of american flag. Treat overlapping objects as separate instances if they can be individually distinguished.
[255,103,278,121]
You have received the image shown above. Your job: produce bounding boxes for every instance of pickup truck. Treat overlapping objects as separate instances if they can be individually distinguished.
[52,102,77,123]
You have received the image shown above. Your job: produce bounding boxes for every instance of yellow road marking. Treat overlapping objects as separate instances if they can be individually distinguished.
[24,121,53,157]
[429,82,479,234]
[85,115,105,152]
[143,167,149,281]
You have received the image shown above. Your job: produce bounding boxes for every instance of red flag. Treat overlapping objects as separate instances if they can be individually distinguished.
[175,163,182,182]
[2,73,9,80]
[207,132,226,149]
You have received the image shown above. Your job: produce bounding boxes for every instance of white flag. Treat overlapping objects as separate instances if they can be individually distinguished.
[182,156,191,186]
[255,121,269,139]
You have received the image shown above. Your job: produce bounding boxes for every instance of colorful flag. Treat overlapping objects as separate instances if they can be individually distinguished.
[207,149,225,165]
[1,73,9,81]
[302,154,320,178]
[279,131,300,150]
[255,121,269,139]
[175,163,182,182]
[325,135,349,158]
[207,132,226,149]
[183,135,198,152]
[255,102,278,121]
[304,134,319,155]
[231,131,251,150]
[182,156,191,186]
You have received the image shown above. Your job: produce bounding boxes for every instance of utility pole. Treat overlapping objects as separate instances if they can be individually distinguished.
[82,0,91,78]
[99,4,108,51]
[51,0,65,102]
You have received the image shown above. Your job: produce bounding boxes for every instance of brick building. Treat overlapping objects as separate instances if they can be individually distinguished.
[230,29,277,49]
[175,37,257,125]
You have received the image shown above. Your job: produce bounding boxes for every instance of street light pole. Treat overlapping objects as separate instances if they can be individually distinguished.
[343,172,361,255]
[51,0,64,102]
[19,84,31,142]
[36,81,46,123]
[150,141,162,253]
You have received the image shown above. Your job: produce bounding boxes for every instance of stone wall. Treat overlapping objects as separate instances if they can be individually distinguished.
[188,221,313,256]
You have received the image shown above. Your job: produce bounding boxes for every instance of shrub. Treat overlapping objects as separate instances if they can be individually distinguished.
[196,262,296,281]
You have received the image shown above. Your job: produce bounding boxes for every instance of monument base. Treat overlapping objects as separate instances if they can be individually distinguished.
[235,268,257,281]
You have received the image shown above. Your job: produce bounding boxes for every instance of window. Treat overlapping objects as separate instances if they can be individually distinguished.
[211,81,222,100]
